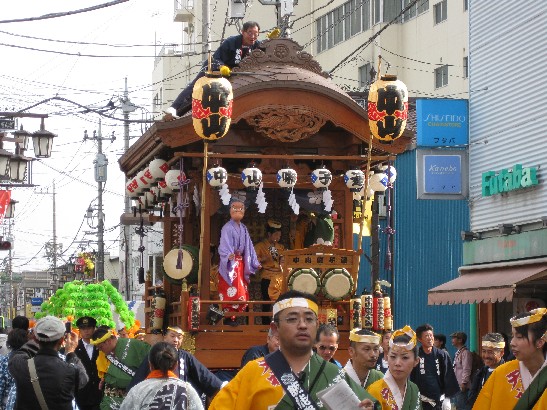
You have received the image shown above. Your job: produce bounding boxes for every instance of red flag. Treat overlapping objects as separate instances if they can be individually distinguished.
[0,190,11,222]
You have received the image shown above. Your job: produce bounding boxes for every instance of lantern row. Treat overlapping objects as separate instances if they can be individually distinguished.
[125,159,397,210]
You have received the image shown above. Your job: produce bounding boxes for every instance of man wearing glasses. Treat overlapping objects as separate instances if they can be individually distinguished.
[210,290,378,409]
[218,198,261,326]
[314,323,342,367]
[167,21,262,117]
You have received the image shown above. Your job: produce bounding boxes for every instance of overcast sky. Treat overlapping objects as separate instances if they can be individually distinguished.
[1,1,180,271]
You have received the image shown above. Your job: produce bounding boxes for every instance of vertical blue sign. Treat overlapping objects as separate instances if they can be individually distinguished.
[423,155,462,194]
[417,99,469,146]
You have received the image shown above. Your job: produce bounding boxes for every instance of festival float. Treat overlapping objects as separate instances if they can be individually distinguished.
[119,39,411,369]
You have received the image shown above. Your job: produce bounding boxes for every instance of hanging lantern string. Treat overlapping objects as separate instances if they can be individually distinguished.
[383,160,395,271]
[174,158,191,269]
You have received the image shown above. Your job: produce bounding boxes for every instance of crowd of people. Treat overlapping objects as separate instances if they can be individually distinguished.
[0,296,544,409]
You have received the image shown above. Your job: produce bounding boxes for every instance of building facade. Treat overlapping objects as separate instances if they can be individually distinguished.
[428,0,547,340]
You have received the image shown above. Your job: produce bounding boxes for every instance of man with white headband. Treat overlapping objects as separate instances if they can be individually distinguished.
[209,290,378,409]
[474,308,547,409]
[344,328,385,388]
[467,333,505,407]
[367,326,421,409]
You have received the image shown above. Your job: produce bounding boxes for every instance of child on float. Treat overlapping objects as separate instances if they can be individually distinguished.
[367,325,421,410]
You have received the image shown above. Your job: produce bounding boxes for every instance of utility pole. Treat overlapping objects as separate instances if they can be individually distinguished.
[121,78,136,298]
[202,0,210,59]
[85,119,114,282]
[52,181,57,278]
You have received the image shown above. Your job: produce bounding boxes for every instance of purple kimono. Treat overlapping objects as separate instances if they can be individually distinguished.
[218,220,260,286]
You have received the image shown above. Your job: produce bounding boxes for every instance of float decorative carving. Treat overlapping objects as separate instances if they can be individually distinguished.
[249,107,326,142]
[237,38,329,78]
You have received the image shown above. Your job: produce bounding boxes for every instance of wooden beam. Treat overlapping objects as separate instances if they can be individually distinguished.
[173,152,395,162]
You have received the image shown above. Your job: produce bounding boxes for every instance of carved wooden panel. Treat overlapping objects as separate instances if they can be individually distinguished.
[248,107,326,142]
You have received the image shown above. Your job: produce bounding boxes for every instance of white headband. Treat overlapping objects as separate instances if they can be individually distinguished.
[272,297,318,317]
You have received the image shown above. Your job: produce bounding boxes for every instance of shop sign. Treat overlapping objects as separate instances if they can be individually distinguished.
[463,229,547,265]
[482,164,538,197]
[416,99,468,147]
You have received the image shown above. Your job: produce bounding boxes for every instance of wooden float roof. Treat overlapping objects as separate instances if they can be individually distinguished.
[119,38,412,176]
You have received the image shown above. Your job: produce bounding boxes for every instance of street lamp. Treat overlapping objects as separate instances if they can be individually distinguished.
[5,199,17,219]
[32,128,56,158]
[9,155,31,183]
[0,149,12,180]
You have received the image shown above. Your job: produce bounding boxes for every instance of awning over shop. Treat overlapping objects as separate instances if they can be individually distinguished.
[428,263,547,305]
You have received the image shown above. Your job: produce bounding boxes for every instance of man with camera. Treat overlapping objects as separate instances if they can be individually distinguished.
[8,315,88,410]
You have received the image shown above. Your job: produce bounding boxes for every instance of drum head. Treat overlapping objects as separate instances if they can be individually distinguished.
[163,247,197,281]
[321,268,354,301]
[288,268,320,295]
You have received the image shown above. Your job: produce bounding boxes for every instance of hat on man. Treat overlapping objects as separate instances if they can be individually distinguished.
[450,331,466,340]
[34,316,66,342]
[76,316,97,329]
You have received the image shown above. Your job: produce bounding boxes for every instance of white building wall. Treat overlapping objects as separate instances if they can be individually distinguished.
[468,0,546,231]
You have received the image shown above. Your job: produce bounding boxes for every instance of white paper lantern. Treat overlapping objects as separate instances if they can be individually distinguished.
[136,170,152,192]
[370,172,388,192]
[126,177,140,199]
[277,168,297,189]
[157,179,173,199]
[241,166,262,190]
[344,169,365,192]
[207,166,228,189]
[379,165,397,183]
[149,158,170,181]
[165,169,187,192]
[144,191,156,209]
[311,167,332,191]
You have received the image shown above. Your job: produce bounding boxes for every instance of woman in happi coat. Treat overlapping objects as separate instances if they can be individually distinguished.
[473,308,547,410]
[119,342,203,410]
[367,326,422,410]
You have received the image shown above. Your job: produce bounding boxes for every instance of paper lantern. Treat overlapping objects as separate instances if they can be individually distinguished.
[368,74,408,143]
[157,179,173,199]
[311,167,332,191]
[378,164,397,183]
[241,166,262,190]
[344,169,365,192]
[165,169,187,192]
[276,168,297,189]
[126,177,139,199]
[192,74,233,140]
[369,172,388,192]
[143,191,156,209]
[136,170,151,192]
[206,166,228,189]
[149,158,170,181]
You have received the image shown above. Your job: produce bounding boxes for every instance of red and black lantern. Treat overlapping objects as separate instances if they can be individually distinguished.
[192,74,233,141]
[368,74,408,143]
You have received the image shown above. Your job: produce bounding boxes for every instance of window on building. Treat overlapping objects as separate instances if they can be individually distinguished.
[349,0,362,37]
[316,16,327,53]
[373,0,382,25]
[362,0,371,30]
[463,0,468,11]
[403,0,417,21]
[434,0,447,24]
[434,64,449,88]
[463,56,468,78]
[358,63,373,88]
[417,0,430,14]
[332,7,344,46]
[383,0,401,22]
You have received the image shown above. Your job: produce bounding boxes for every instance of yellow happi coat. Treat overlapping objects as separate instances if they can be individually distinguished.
[367,371,421,410]
[473,359,547,410]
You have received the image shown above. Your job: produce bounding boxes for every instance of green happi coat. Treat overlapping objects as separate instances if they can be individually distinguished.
[101,338,151,410]
[210,352,378,410]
